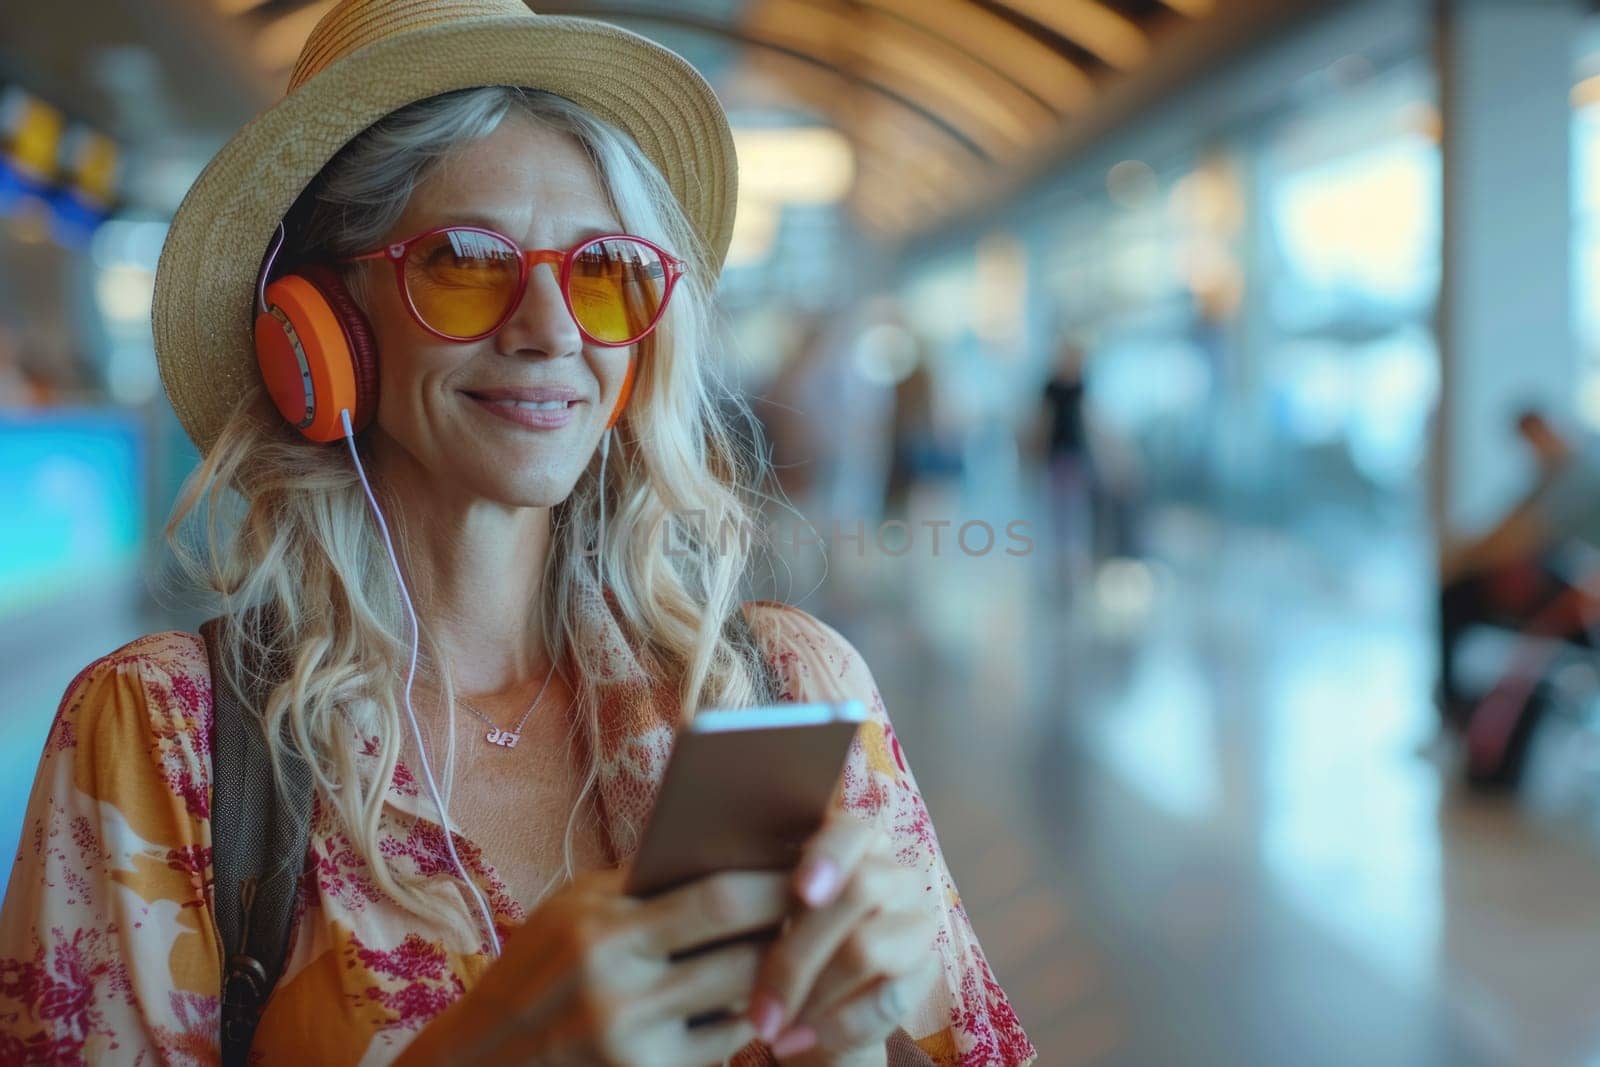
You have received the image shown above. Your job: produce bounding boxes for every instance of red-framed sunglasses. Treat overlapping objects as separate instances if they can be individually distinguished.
[341,225,686,347]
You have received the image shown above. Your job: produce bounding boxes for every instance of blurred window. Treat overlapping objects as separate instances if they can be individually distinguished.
[1259,59,1441,498]
[1572,89,1600,429]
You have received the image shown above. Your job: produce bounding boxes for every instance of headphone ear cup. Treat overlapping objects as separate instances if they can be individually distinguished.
[253,267,378,443]
[297,264,379,431]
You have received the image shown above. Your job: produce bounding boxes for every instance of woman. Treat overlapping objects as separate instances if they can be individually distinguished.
[1037,339,1093,587]
[0,3,1035,1065]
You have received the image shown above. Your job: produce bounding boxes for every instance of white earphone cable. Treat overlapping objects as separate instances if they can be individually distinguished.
[340,408,504,959]
[597,427,610,594]
[257,223,287,316]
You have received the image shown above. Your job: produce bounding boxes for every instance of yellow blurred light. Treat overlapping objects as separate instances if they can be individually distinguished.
[1277,146,1433,298]
[63,128,119,208]
[732,127,855,204]
[1169,158,1244,235]
[1157,0,1216,14]
[1574,73,1600,110]
[2,89,64,183]
[726,195,780,269]
[976,231,1027,353]
[96,265,156,324]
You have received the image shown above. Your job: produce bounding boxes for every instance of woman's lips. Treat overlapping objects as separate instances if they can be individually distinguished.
[465,393,579,430]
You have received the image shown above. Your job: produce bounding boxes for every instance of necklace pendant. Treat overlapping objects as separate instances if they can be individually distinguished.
[486,728,520,748]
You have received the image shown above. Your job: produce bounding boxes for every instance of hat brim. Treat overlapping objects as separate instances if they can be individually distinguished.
[152,14,736,456]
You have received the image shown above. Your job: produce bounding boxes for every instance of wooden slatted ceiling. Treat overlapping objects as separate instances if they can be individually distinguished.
[222,0,1238,241]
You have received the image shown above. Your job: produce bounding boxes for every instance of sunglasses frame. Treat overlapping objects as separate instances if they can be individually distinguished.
[342,225,686,347]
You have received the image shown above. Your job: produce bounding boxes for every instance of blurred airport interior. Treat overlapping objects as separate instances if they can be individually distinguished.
[8,0,1600,1062]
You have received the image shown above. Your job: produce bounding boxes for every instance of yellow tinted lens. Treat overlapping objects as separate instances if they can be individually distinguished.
[568,239,666,343]
[405,229,520,337]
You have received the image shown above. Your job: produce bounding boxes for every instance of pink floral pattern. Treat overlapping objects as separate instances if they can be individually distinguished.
[0,925,137,1063]
[349,932,466,1033]
[0,608,1034,1066]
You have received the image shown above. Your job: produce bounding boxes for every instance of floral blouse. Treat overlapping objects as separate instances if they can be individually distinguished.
[0,599,1035,1066]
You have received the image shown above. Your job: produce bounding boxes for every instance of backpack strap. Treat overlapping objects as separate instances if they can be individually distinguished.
[201,613,315,1067]
[886,1027,938,1066]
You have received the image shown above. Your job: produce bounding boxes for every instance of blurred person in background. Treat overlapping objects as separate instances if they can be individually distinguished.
[0,3,1036,1065]
[883,346,959,520]
[1089,409,1147,564]
[1436,408,1600,731]
[1035,338,1096,587]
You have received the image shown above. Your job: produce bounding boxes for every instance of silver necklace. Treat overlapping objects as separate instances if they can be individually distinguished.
[447,662,559,749]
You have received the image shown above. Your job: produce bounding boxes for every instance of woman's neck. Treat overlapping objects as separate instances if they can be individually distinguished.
[379,467,559,695]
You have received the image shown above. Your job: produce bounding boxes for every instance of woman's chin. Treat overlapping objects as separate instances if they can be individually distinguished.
[473,469,582,510]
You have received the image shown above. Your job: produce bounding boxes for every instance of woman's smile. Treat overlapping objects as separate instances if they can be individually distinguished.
[461,385,583,430]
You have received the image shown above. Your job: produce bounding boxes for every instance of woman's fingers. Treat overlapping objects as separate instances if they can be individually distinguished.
[792,812,878,908]
[634,869,791,957]
[643,939,764,1020]
[439,864,795,1067]
[675,1014,764,1066]
[790,908,938,1024]
[748,852,906,1039]
[791,956,943,1056]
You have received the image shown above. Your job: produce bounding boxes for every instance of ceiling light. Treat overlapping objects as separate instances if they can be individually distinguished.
[732,127,855,204]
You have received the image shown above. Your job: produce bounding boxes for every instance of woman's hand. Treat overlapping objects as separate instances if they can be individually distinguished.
[745,812,942,1061]
[396,866,789,1066]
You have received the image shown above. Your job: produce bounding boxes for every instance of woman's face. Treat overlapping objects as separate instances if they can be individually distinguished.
[357,114,633,509]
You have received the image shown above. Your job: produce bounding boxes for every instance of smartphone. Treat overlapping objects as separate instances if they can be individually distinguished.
[623,699,868,899]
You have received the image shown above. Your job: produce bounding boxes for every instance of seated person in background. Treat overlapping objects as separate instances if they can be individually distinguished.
[1437,410,1600,730]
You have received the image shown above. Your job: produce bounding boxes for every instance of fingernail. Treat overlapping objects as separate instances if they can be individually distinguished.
[748,989,784,1042]
[796,857,841,907]
[770,1025,818,1057]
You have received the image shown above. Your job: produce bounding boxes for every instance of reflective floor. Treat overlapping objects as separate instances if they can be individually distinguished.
[809,486,1600,1067]
[7,488,1600,1065]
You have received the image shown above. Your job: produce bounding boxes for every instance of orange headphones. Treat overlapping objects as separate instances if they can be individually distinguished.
[252,225,636,443]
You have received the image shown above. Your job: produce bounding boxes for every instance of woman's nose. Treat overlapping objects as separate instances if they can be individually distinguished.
[495,261,582,359]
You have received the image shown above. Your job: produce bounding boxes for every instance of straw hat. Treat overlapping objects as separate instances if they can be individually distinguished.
[152,0,737,456]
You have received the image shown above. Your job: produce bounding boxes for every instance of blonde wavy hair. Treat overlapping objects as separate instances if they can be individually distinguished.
[165,87,777,935]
